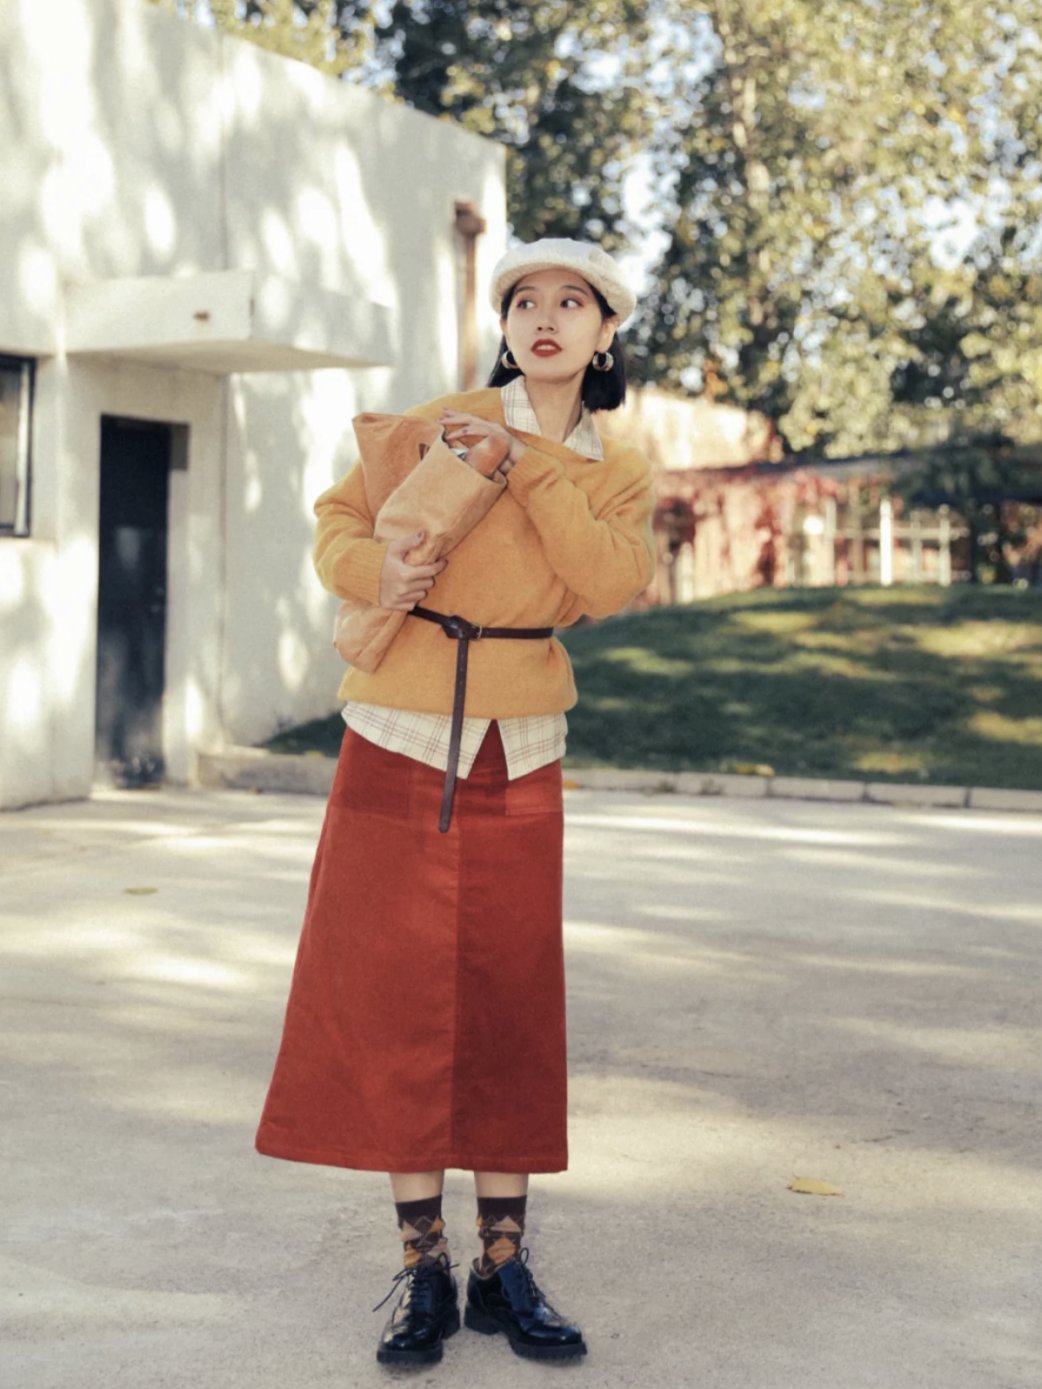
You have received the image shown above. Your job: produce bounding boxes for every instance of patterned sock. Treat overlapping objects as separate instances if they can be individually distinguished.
[394,1194,449,1270]
[474,1194,527,1277]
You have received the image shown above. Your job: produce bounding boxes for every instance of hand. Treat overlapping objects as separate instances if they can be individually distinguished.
[378,531,446,610]
[439,409,525,474]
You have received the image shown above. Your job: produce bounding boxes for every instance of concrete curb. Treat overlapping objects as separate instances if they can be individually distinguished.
[195,747,1042,815]
[197,747,337,796]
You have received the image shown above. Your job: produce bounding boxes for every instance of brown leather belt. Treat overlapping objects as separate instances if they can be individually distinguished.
[408,606,554,832]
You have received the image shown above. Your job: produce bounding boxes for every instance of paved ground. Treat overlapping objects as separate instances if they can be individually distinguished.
[1,785,1040,1389]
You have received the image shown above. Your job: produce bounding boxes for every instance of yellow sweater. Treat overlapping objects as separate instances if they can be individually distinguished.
[312,386,656,717]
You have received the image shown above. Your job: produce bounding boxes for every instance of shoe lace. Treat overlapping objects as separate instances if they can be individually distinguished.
[513,1246,563,1319]
[371,1255,459,1314]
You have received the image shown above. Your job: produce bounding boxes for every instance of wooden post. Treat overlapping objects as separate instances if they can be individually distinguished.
[824,495,837,585]
[939,506,952,587]
[454,202,487,390]
[911,510,923,581]
[879,495,894,586]
[853,495,865,583]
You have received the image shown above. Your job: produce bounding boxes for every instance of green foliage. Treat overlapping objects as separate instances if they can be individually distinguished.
[892,442,1042,582]
[633,0,1042,461]
[372,0,657,245]
[147,1,657,244]
[145,0,372,73]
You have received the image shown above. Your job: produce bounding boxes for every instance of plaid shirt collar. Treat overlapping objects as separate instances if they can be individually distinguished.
[500,376,605,461]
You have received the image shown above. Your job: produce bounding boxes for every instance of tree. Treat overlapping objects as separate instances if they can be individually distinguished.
[145,1,371,75]
[371,1,657,246]
[892,437,1042,583]
[632,0,1042,462]
[147,0,659,246]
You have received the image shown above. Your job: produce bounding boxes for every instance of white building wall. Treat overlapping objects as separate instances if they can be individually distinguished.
[0,0,507,807]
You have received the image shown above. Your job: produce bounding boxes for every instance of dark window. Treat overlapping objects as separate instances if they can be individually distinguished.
[0,356,34,537]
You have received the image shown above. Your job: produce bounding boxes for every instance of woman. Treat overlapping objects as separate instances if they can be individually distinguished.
[255,237,656,1368]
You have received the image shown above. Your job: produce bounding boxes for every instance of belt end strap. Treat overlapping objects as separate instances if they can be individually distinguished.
[438,636,468,833]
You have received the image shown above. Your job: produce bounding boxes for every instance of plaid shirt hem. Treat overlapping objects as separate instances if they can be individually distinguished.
[341,704,567,780]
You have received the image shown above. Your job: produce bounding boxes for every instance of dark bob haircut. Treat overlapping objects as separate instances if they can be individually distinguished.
[486,281,627,411]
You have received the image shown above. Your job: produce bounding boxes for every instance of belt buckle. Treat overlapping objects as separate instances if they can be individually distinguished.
[443,614,482,641]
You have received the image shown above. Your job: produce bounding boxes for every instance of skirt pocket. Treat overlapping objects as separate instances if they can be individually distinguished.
[331,726,414,819]
[503,757,564,817]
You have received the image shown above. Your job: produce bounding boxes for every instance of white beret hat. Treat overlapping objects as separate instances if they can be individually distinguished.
[489,237,636,326]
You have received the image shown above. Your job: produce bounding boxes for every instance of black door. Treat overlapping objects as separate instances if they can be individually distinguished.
[95,417,171,788]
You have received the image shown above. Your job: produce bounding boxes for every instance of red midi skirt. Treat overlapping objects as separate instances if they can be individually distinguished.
[254,721,568,1173]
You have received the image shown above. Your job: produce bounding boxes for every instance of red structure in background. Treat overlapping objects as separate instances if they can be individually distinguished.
[602,387,1041,609]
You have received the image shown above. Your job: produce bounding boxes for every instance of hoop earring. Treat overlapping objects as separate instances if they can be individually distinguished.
[591,350,614,372]
[501,347,520,371]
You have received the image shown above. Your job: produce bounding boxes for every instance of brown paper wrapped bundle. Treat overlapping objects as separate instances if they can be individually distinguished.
[331,412,510,672]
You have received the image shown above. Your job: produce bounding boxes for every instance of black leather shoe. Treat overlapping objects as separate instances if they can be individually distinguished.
[464,1247,587,1360]
[374,1254,461,1366]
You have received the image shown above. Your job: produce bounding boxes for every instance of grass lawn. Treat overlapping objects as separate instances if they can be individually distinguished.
[261,584,1042,792]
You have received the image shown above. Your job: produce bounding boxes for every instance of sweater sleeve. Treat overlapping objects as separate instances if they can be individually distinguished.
[505,443,657,619]
[312,461,390,606]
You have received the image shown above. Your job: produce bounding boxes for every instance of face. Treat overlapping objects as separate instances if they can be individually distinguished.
[500,267,619,385]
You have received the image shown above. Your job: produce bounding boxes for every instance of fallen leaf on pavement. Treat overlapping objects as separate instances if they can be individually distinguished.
[788,1177,844,1196]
